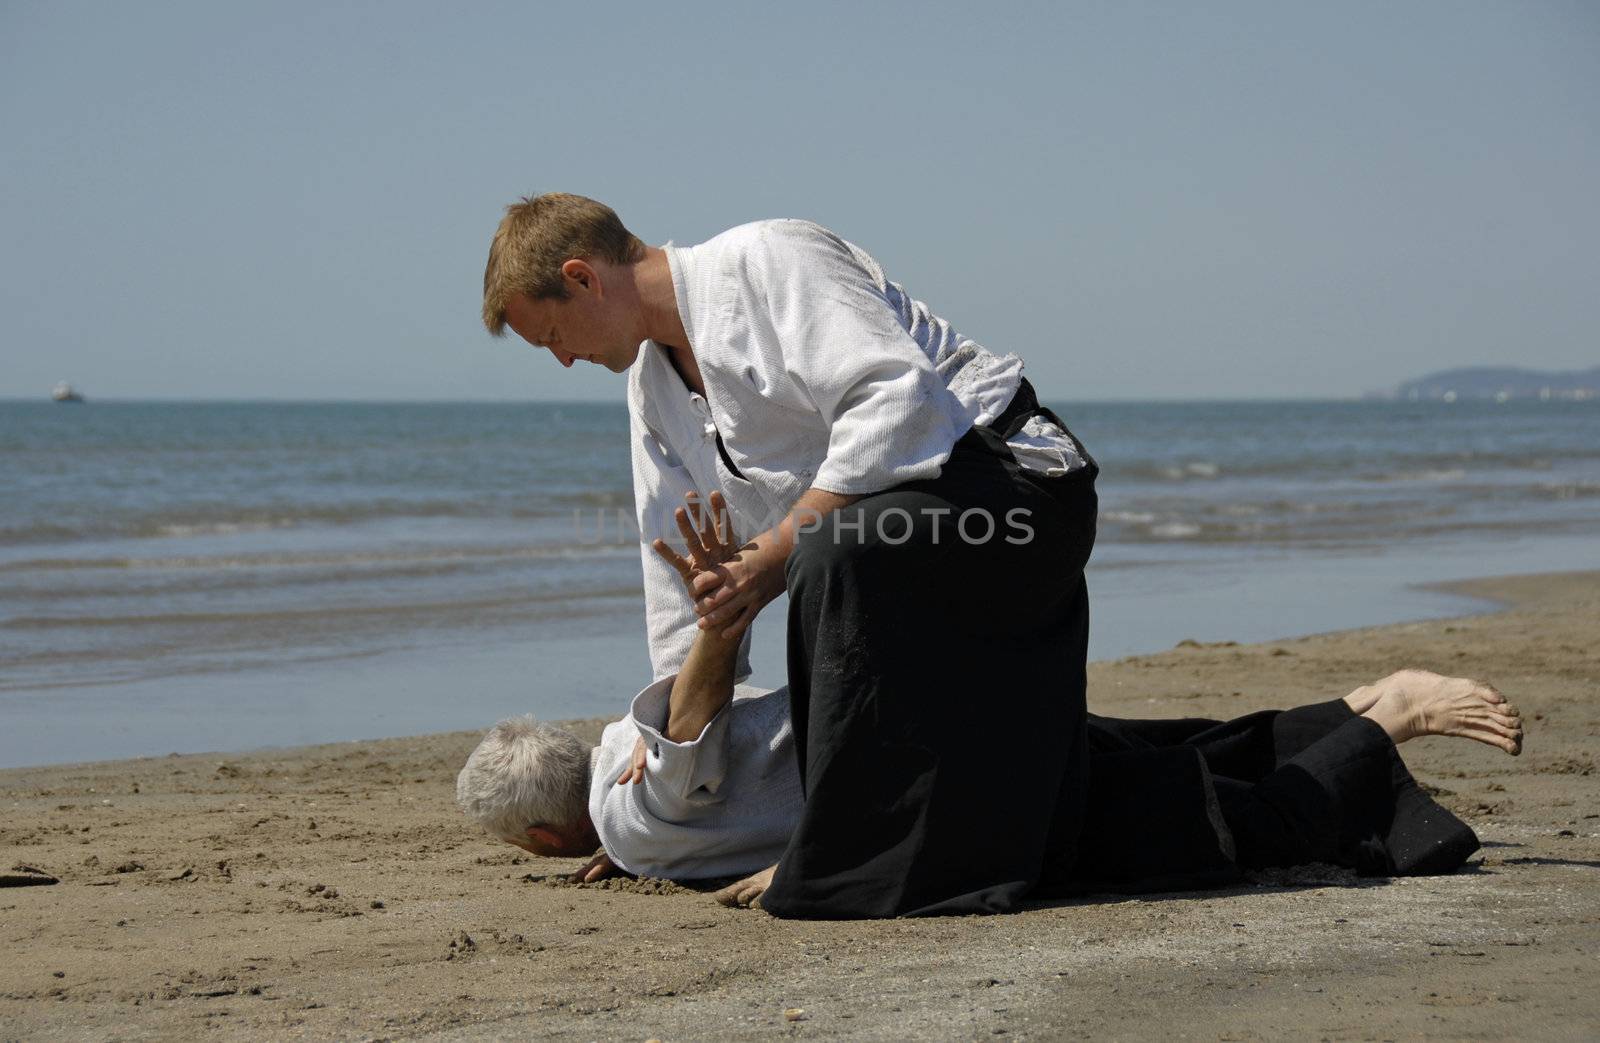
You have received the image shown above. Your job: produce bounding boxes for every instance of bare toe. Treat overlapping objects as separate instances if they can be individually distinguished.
[1488,711,1521,732]
[713,866,777,910]
[1458,718,1522,755]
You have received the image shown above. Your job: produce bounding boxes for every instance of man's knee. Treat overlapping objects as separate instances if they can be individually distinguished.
[787,511,873,587]
[789,497,971,605]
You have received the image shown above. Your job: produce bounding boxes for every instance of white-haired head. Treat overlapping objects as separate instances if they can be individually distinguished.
[456,715,592,846]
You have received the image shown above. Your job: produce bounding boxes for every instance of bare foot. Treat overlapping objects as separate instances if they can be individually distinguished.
[714,864,777,909]
[1342,683,1383,716]
[1357,669,1523,755]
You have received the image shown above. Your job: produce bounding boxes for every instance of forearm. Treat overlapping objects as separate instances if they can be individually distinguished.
[756,486,862,561]
[664,626,743,742]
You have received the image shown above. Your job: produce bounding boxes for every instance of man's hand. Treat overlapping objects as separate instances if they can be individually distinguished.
[651,489,787,641]
[651,490,779,640]
[687,487,860,639]
[571,851,624,884]
[688,539,789,640]
[652,490,741,581]
[615,736,648,786]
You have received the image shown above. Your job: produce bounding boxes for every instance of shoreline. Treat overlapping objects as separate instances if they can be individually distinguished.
[2,568,1597,1039]
[0,562,1570,775]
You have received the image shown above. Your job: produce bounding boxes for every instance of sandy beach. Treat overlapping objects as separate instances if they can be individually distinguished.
[3,569,1597,1041]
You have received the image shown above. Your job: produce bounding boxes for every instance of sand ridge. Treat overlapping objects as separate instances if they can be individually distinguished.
[2,570,1597,1040]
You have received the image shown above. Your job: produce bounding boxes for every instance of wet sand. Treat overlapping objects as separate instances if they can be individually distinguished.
[3,570,1597,1041]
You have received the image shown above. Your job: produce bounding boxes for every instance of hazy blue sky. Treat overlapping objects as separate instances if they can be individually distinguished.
[3,1,1595,401]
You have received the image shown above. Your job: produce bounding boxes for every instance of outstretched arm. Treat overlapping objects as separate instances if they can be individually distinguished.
[591,494,780,878]
[651,491,748,742]
[630,395,754,680]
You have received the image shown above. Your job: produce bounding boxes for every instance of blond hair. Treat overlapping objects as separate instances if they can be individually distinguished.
[481,192,646,336]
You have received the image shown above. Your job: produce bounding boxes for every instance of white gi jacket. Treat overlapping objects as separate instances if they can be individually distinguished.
[629,218,1086,682]
[589,678,801,880]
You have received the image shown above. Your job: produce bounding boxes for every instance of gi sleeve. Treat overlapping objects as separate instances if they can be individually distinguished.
[629,402,753,682]
[628,674,733,806]
[754,221,966,496]
[588,676,734,877]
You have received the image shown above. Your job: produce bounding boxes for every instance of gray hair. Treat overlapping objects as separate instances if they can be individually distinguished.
[455,716,592,844]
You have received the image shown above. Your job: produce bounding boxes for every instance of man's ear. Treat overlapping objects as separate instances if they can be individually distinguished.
[525,825,566,851]
[560,258,598,294]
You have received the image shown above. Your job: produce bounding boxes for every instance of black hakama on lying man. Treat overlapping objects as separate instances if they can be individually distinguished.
[457,491,1525,915]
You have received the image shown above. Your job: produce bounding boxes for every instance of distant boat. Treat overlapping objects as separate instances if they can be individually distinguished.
[52,381,85,403]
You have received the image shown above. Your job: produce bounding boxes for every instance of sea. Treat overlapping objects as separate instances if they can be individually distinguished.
[3,399,1597,768]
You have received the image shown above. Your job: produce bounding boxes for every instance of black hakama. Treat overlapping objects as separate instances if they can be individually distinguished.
[760,385,1101,919]
[1054,701,1481,896]
[758,380,1478,918]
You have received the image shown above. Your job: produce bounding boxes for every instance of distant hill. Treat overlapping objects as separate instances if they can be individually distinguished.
[1389,366,1600,401]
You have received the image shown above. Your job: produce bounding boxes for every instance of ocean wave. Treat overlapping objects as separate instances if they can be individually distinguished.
[1139,461,1222,481]
[0,540,639,575]
[1097,512,1225,543]
[1539,481,1600,500]
[1095,494,1472,545]
[1108,445,1599,485]
[154,519,297,538]
[0,492,636,546]
[0,583,648,632]
[1371,468,1467,483]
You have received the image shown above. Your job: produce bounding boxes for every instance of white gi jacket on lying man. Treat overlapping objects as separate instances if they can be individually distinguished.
[590,678,800,880]
[629,218,1087,682]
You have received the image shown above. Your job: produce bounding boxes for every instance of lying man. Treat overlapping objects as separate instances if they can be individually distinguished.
[455,492,1525,906]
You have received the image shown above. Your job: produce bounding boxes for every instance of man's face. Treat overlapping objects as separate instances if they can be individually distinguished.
[506,833,569,858]
[503,262,640,374]
[507,820,601,859]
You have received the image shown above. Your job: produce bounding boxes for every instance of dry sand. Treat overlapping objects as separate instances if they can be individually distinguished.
[3,570,1597,1041]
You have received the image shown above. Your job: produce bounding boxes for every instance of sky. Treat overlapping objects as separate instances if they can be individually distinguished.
[2,0,1595,402]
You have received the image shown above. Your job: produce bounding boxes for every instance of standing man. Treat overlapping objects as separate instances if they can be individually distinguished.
[482,193,1098,917]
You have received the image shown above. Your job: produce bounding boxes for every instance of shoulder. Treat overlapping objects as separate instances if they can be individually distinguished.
[705,218,834,248]
[701,219,852,274]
